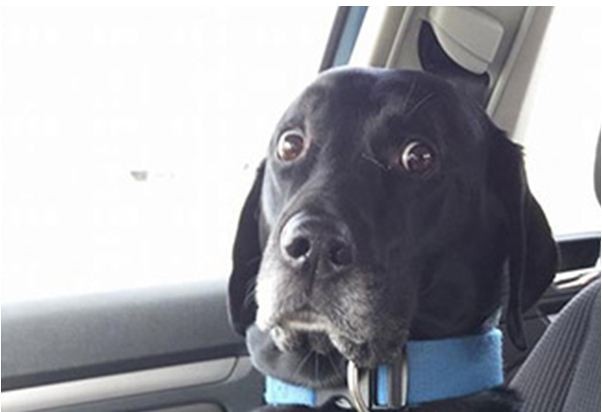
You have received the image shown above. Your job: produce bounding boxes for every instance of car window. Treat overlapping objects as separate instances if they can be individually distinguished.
[514,7,601,237]
[351,7,601,239]
[1,6,336,302]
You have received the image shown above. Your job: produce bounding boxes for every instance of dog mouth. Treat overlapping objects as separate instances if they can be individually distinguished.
[265,310,406,368]
[267,310,335,354]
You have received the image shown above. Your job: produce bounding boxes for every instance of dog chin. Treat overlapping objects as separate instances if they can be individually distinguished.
[267,316,337,355]
[267,321,405,369]
[330,333,405,368]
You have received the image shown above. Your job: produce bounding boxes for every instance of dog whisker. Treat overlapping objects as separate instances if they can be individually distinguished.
[405,92,436,118]
[400,77,417,115]
[243,280,257,307]
[313,352,319,383]
[327,352,344,382]
[361,153,390,171]
[311,139,324,150]
[291,349,314,382]
[244,255,261,270]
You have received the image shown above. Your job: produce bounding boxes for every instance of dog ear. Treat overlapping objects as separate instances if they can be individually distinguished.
[228,161,265,336]
[488,127,558,350]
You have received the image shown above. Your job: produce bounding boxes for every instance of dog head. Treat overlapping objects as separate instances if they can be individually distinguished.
[228,68,556,379]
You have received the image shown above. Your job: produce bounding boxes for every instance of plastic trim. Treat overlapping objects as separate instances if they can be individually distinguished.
[320,6,367,71]
[1,357,246,412]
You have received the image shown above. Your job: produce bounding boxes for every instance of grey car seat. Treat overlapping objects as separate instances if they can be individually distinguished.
[511,279,600,412]
[510,135,601,411]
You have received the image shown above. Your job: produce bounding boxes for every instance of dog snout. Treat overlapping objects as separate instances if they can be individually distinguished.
[279,212,354,276]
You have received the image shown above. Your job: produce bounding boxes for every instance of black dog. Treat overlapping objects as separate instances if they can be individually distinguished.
[228,68,557,411]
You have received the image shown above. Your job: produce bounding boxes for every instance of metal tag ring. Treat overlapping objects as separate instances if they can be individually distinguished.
[346,361,370,412]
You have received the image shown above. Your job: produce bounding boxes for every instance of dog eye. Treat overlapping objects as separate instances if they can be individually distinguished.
[400,141,436,174]
[277,130,307,161]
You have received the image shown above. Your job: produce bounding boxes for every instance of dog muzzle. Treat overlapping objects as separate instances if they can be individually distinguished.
[264,328,504,410]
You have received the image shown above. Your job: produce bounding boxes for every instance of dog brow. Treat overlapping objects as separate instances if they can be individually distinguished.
[399,77,417,116]
[369,90,438,131]
[404,92,437,118]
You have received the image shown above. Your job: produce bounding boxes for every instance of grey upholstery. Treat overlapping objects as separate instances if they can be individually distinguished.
[510,279,601,412]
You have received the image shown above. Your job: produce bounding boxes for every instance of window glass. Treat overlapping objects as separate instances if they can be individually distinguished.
[352,7,601,237]
[1,6,336,302]
[516,7,601,237]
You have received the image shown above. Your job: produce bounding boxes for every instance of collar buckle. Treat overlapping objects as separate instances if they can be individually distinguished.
[345,352,408,411]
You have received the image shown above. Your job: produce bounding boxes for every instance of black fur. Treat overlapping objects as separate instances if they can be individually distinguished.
[228,68,557,411]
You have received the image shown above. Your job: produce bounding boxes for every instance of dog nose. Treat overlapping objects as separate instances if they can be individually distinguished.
[280,212,354,275]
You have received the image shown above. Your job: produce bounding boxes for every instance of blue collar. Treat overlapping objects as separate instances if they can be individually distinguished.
[265,328,503,408]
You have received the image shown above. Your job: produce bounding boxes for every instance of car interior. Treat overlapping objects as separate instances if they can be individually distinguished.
[1,6,600,412]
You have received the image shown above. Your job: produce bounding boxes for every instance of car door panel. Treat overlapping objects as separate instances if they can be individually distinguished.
[1,281,265,412]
